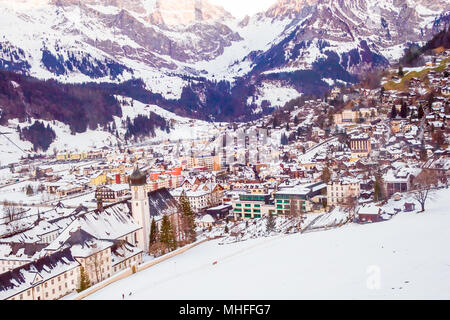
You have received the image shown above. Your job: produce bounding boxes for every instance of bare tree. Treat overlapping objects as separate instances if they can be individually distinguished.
[345,196,358,220]
[85,247,105,285]
[412,169,439,212]
[3,202,26,233]
[287,199,304,232]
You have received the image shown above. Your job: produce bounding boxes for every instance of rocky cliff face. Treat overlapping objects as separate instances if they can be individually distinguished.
[242,0,449,78]
[265,0,318,19]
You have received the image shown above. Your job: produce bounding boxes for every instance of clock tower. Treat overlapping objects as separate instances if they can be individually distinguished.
[129,167,151,253]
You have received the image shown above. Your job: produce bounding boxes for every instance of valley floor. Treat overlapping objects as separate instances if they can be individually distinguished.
[85,188,450,300]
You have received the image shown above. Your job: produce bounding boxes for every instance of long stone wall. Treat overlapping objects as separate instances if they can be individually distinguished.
[72,239,210,300]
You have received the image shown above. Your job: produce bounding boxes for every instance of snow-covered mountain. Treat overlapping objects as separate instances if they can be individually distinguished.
[0,0,449,123]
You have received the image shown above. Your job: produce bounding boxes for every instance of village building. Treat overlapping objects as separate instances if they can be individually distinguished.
[0,248,80,300]
[232,193,272,219]
[95,184,130,203]
[327,177,361,206]
[349,133,372,158]
[273,182,327,216]
[383,166,419,198]
[356,205,383,223]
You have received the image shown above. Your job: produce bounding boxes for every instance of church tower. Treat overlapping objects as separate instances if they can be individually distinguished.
[130,167,151,253]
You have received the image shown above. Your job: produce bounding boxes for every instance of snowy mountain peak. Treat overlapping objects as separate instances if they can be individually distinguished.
[147,0,233,26]
[44,0,234,25]
[265,0,318,19]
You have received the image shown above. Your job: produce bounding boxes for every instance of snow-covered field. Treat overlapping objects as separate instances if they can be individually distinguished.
[85,188,450,300]
[248,81,302,110]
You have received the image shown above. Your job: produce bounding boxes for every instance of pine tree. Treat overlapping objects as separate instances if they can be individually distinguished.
[418,105,424,119]
[149,218,158,247]
[160,215,177,252]
[427,93,435,111]
[390,105,397,119]
[272,116,279,128]
[77,266,91,293]
[179,195,196,243]
[400,100,408,118]
[280,133,288,145]
[373,173,384,202]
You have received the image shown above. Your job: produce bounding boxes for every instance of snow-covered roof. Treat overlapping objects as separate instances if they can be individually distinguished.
[200,214,215,223]
[0,248,79,300]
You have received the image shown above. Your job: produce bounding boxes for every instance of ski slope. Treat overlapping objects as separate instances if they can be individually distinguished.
[85,188,450,300]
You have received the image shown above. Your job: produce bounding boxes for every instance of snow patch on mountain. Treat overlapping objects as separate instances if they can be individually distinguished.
[249,81,302,109]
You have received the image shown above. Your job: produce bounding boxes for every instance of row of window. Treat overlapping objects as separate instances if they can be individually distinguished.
[14,270,78,300]
[1,260,24,266]
[11,254,143,300]
[235,203,261,207]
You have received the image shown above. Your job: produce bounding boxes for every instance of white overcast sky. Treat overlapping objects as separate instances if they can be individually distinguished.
[209,0,277,18]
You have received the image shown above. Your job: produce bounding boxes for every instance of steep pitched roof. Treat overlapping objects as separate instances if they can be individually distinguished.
[147,188,179,218]
[0,242,47,259]
[0,248,79,300]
